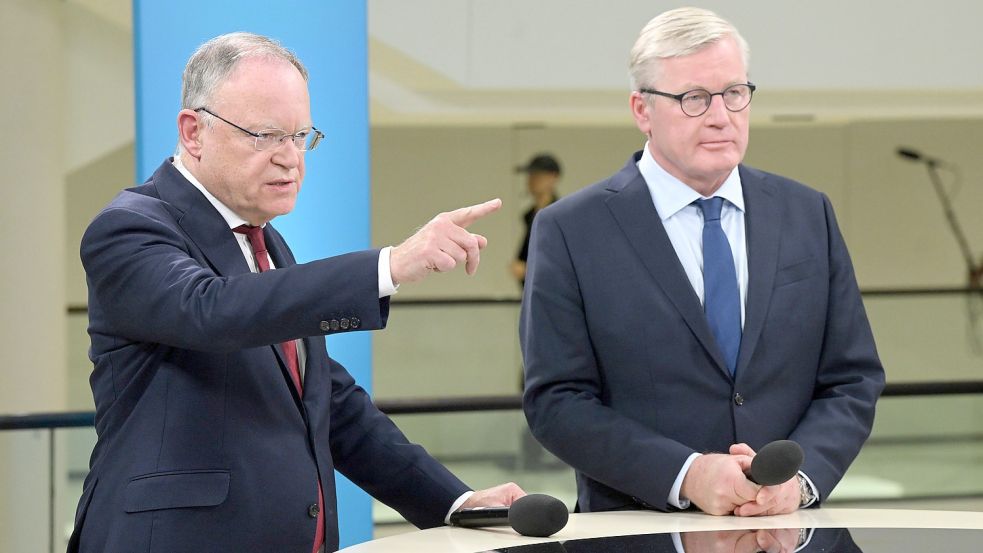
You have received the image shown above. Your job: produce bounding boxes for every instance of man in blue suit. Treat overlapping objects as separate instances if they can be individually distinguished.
[70,33,522,553]
[521,7,884,517]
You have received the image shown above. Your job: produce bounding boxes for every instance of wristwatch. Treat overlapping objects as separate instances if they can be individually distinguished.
[797,474,816,507]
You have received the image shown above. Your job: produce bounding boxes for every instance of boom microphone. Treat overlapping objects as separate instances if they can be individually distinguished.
[896,147,946,166]
[748,440,804,486]
[896,147,923,161]
[449,493,569,537]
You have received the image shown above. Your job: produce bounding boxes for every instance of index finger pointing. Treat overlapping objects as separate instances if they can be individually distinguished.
[447,198,502,228]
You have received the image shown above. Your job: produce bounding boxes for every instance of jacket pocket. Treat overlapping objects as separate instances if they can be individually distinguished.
[124,469,230,513]
[774,256,817,288]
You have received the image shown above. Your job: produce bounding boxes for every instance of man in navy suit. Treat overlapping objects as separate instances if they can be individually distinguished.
[521,8,884,517]
[70,33,523,553]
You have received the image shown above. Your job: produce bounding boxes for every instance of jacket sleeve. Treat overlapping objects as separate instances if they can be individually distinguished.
[327,357,470,528]
[788,194,885,500]
[81,204,388,352]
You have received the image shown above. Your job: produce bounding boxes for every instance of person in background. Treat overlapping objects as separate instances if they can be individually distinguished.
[511,154,562,288]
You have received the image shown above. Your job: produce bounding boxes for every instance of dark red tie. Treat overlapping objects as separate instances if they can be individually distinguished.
[233,225,325,553]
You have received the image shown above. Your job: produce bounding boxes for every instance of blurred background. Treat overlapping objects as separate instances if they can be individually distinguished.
[3,0,983,550]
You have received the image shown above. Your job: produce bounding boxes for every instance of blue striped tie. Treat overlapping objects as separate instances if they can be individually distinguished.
[697,197,741,375]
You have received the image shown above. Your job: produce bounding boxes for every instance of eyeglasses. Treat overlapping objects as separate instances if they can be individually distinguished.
[638,83,756,117]
[195,108,324,152]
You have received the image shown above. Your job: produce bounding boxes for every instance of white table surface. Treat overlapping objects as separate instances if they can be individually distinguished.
[339,508,983,552]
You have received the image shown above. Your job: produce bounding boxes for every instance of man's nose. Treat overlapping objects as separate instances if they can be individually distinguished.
[271,136,302,167]
[703,94,730,124]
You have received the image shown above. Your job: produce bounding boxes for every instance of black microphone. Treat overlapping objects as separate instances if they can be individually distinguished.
[896,146,945,166]
[449,493,569,537]
[748,440,804,486]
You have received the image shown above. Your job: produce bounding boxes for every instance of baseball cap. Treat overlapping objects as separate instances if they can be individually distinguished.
[516,153,561,175]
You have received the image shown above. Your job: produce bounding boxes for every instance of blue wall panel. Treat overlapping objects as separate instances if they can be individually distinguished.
[133,1,373,547]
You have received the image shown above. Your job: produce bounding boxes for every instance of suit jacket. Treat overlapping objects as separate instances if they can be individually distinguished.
[520,152,885,513]
[69,160,469,552]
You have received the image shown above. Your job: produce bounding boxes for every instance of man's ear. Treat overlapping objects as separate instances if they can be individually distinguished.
[177,109,204,158]
[629,92,653,138]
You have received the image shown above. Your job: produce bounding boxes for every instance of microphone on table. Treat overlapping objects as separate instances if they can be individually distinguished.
[449,493,569,537]
[747,440,804,486]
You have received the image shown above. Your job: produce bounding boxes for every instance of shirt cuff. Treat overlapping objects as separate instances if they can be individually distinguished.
[669,452,702,509]
[378,247,398,298]
[444,491,475,525]
[798,471,820,507]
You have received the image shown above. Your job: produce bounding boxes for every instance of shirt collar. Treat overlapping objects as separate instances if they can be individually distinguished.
[637,142,745,220]
[172,156,260,229]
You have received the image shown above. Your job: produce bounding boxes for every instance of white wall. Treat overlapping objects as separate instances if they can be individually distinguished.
[0,1,66,549]
[370,0,983,90]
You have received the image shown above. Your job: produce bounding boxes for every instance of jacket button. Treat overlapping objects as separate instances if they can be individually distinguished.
[339,318,350,330]
[319,321,330,332]
[329,319,340,331]
[734,392,744,406]
[351,317,360,329]
[308,503,320,518]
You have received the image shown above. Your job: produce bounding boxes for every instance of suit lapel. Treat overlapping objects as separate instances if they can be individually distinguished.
[151,161,251,278]
[152,161,308,409]
[735,167,781,377]
[604,157,731,378]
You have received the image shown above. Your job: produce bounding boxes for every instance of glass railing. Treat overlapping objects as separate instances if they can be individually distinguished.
[3,289,982,548]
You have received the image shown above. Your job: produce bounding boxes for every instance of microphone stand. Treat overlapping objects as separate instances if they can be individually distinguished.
[909,156,983,354]
[921,160,981,288]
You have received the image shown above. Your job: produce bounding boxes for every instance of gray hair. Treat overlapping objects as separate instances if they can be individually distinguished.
[628,7,750,91]
[176,32,308,156]
[181,32,308,111]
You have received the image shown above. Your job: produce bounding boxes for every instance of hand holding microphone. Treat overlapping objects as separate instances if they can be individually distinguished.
[732,440,805,517]
[681,439,804,516]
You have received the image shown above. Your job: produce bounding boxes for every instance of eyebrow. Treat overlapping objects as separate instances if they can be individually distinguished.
[252,123,315,133]
[675,79,747,91]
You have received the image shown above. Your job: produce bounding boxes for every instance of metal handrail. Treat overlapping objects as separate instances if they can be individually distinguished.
[4,381,983,431]
[62,286,983,314]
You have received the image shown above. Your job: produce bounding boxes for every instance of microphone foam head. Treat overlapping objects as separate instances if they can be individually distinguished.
[508,494,569,537]
[750,440,804,486]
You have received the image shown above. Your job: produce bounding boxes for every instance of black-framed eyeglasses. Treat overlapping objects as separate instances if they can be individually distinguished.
[638,82,756,117]
[195,107,324,152]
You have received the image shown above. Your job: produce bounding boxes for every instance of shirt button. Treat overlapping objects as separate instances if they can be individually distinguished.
[329,319,340,331]
[319,321,330,332]
[351,317,361,329]
[340,318,350,330]
[308,503,320,518]
[734,392,744,406]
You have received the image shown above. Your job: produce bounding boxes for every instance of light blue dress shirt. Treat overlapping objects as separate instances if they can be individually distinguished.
[635,144,817,510]
[637,144,749,324]
[636,144,748,509]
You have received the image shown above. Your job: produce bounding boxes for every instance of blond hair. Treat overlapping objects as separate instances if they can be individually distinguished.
[628,7,749,90]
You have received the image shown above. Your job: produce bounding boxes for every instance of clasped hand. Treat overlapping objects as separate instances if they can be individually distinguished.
[390,199,502,285]
[681,443,801,516]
